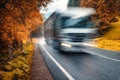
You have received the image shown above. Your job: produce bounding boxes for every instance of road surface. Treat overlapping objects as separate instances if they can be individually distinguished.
[38,38,120,80]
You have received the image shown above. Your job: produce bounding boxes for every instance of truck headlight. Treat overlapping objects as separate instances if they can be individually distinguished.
[61,43,72,48]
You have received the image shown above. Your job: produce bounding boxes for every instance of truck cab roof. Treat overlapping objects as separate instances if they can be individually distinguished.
[56,7,95,19]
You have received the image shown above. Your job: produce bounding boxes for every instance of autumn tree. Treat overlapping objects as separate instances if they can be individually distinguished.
[80,0,120,31]
[0,0,50,63]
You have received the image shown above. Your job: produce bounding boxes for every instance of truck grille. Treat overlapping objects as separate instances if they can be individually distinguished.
[68,33,86,42]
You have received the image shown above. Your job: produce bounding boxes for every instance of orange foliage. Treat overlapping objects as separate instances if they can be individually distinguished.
[80,0,120,31]
[0,0,50,60]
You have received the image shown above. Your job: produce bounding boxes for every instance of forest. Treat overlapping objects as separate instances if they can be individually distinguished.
[0,0,50,79]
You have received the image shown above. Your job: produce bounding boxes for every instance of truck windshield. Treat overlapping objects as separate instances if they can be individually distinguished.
[62,16,94,28]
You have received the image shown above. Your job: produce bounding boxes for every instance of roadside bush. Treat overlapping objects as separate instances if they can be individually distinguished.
[0,43,34,80]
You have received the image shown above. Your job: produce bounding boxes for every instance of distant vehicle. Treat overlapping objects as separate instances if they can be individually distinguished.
[43,7,99,52]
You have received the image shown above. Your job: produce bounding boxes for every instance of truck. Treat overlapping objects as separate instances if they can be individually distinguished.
[43,7,99,52]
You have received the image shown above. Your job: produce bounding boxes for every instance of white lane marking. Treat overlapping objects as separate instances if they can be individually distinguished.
[39,43,75,80]
[85,51,120,62]
[81,41,120,62]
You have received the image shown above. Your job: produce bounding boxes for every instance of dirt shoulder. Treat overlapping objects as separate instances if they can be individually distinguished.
[31,43,53,80]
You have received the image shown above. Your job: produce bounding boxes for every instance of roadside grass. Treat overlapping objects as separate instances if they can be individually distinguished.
[0,43,34,80]
[95,17,120,51]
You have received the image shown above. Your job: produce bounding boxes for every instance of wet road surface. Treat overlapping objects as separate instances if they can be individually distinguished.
[39,39,120,80]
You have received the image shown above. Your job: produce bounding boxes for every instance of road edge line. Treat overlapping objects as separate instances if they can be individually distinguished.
[39,43,75,80]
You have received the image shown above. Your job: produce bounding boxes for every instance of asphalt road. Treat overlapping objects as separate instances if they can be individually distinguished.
[38,39,120,80]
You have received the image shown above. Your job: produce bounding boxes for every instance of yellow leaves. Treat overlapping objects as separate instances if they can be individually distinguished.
[24,43,34,51]
[0,71,14,80]
[12,68,23,76]
[0,43,34,80]
[0,69,23,80]
[103,17,120,40]
[5,57,29,71]
[22,40,27,45]
[96,16,120,51]
[97,39,120,51]
[5,65,12,71]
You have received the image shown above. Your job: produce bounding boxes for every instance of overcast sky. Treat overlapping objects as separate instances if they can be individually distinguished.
[40,0,69,14]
